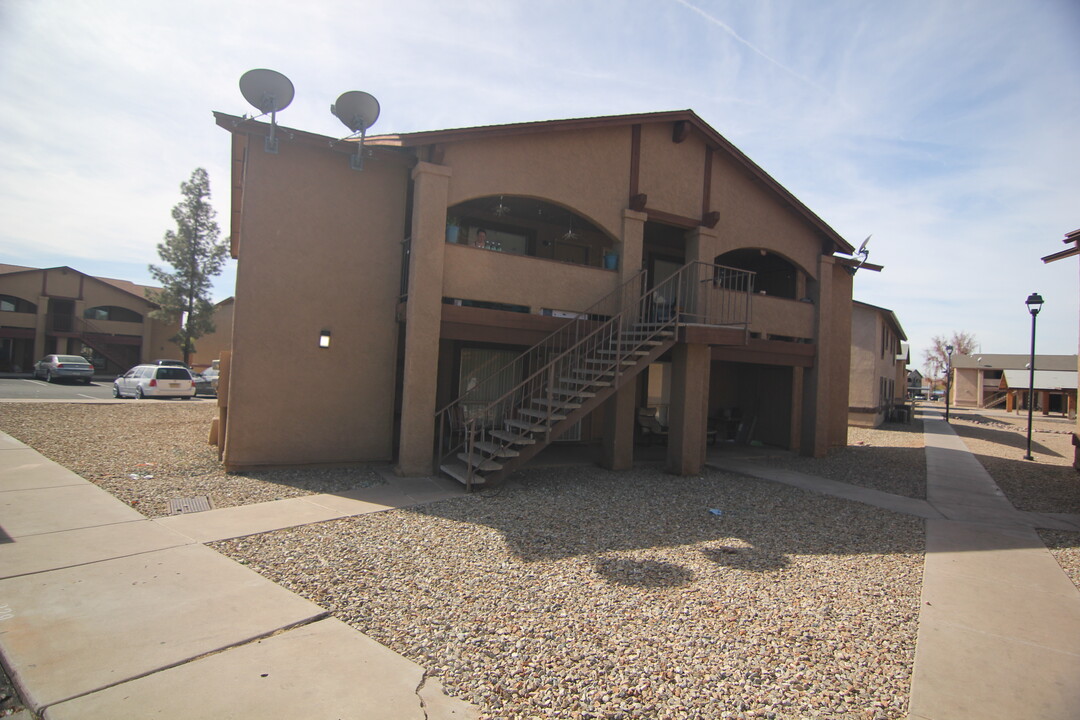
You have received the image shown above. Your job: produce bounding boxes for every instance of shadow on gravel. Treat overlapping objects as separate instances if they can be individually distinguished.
[949,419,1065,459]
[944,419,1080,514]
[409,464,924,579]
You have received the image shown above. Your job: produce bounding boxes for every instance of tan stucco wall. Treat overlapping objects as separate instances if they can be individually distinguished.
[1,273,43,309]
[953,367,981,407]
[443,127,631,240]
[709,151,821,280]
[849,305,879,410]
[189,300,234,371]
[443,244,620,311]
[639,124,705,220]
[826,262,853,446]
[750,295,815,339]
[223,137,409,468]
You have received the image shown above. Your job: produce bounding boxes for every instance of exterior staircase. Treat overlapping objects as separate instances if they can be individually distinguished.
[435,261,754,489]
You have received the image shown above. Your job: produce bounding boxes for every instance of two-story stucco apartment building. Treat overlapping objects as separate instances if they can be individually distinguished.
[211,109,868,484]
[0,264,181,374]
[848,301,908,427]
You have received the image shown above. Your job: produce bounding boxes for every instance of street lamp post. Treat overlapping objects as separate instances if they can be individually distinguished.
[1024,292,1044,461]
[944,344,954,422]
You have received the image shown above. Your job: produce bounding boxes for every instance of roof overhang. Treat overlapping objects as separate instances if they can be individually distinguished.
[1043,227,1080,264]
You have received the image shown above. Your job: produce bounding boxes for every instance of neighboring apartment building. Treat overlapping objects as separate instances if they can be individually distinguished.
[907,368,924,399]
[848,301,908,427]
[0,264,182,374]
[212,109,870,482]
[1042,228,1080,467]
[950,353,1078,412]
[188,297,234,372]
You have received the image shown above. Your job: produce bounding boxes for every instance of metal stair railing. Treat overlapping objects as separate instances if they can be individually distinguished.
[435,269,647,455]
[436,261,754,488]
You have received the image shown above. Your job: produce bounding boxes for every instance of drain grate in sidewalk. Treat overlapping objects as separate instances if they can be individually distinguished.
[168,496,213,515]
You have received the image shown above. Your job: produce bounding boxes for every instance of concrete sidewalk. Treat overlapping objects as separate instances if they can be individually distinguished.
[0,430,478,719]
[708,409,1080,720]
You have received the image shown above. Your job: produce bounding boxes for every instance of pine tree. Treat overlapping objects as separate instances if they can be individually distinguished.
[148,168,228,365]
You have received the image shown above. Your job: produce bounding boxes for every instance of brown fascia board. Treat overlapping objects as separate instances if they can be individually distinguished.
[836,256,883,272]
[1043,245,1080,263]
[212,111,414,166]
[364,109,856,256]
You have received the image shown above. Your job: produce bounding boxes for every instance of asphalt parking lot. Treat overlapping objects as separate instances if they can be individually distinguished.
[0,378,215,402]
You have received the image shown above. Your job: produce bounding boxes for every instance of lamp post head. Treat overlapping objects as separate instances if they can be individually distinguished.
[1026,292,1044,316]
[945,344,953,357]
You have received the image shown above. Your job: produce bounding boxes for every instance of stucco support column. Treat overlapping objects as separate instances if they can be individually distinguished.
[34,296,47,360]
[790,366,804,453]
[801,256,839,457]
[619,209,647,282]
[685,226,719,321]
[685,226,718,265]
[599,209,649,470]
[667,343,710,475]
[396,161,452,477]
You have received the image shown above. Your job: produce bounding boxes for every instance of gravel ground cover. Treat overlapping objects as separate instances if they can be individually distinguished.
[737,422,927,499]
[5,401,1080,717]
[215,466,923,720]
[938,406,1080,591]
[0,402,382,517]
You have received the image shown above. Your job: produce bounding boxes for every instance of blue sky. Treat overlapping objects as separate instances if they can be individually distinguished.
[1,0,1078,370]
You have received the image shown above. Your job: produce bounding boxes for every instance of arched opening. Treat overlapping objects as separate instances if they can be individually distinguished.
[446,196,616,269]
[0,294,37,314]
[715,248,799,299]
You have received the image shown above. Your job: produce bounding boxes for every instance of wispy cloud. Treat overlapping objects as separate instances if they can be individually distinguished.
[0,0,1077,362]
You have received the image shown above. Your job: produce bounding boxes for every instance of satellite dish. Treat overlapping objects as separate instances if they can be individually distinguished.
[239,69,295,114]
[239,69,294,154]
[331,91,380,133]
[857,234,871,256]
[331,91,381,170]
[847,234,872,275]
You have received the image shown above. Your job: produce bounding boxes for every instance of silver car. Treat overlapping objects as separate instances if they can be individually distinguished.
[33,354,94,384]
[113,364,197,399]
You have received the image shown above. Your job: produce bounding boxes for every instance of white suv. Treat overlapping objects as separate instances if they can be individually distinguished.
[113,364,197,399]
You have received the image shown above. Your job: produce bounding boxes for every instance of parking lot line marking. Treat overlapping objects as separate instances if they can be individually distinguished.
[77,394,96,399]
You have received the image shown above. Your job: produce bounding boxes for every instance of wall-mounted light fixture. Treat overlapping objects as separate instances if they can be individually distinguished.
[319,330,332,348]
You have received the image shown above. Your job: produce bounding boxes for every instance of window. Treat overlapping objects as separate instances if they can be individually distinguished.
[0,294,36,313]
[84,306,142,323]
